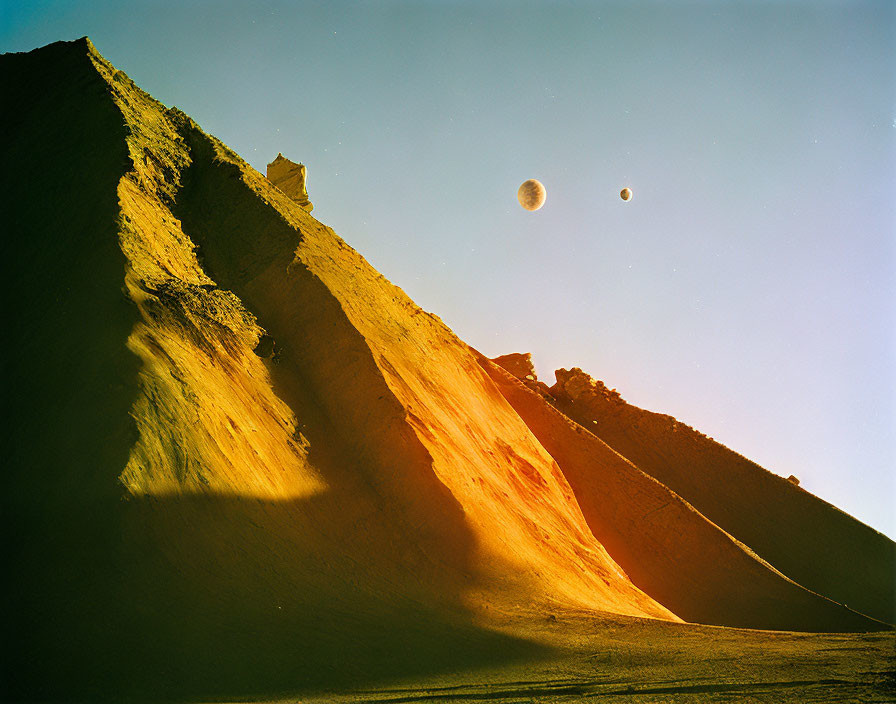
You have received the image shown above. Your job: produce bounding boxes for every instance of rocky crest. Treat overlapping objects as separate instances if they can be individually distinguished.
[491,352,552,397]
[491,352,536,381]
[552,367,624,406]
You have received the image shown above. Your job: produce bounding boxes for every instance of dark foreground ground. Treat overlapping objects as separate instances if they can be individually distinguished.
[217,610,894,704]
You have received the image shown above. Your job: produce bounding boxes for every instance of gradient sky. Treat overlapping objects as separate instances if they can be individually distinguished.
[3,1,894,537]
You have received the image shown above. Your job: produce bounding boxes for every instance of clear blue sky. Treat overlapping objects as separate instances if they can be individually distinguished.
[3,1,893,537]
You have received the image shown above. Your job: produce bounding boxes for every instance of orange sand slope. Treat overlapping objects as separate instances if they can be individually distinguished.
[1,37,892,701]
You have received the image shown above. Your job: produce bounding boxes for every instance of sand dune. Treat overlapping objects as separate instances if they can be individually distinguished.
[1,37,892,701]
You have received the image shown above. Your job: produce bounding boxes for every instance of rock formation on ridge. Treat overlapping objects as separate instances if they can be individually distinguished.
[266,152,313,211]
[492,352,552,397]
[492,352,537,381]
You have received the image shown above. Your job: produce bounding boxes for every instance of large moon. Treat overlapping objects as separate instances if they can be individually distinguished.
[518,179,546,211]
[620,187,633,201]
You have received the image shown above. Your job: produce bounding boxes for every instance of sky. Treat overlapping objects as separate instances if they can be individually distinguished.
[3,1,894,538]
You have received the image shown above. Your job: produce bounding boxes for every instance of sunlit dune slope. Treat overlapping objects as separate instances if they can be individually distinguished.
[166,97,672,622]
[483,357,886,632]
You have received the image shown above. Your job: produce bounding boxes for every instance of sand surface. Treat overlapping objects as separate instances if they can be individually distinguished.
[213,611,896,703]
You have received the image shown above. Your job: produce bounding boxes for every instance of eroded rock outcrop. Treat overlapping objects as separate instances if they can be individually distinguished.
[491,352,552,397]
[491,352,536,381]
[266,152,313,211]
[553,367,624,407]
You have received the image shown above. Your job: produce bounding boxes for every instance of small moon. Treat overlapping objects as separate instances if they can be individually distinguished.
[518,179,546,211]
[620,187,633,201]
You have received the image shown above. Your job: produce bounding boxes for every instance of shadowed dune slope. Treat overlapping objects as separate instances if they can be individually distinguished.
[1,38,142,700]
[546,367,896,625]
[480,358,885,632]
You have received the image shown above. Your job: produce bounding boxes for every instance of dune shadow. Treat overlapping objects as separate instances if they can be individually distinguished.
[7,483,550,702]
[114,491,550,703]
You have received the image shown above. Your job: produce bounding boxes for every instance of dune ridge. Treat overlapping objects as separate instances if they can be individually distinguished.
[483,356,888,631]
[544,366,896,625]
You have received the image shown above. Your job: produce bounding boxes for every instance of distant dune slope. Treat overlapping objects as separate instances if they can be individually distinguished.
[547,367,896,625]
[482,358,885,632]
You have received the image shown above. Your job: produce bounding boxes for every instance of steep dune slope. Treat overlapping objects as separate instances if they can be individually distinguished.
[548,367,896,624]
[170,109,672,621]
[481,358,884,631]
[1,38,671,699]
[0,38,498,700]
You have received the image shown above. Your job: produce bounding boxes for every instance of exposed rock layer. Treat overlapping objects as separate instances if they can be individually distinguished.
[492,352,537,381]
